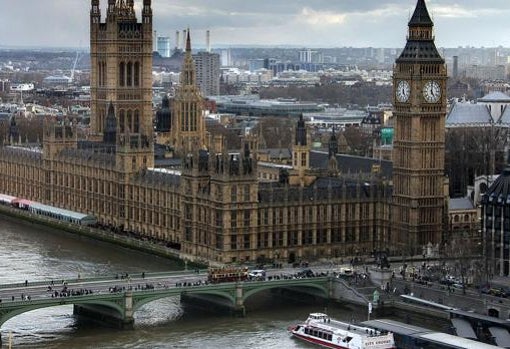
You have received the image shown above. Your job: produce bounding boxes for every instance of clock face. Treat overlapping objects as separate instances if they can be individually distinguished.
[423,80,441,103]
[396,80,410,103]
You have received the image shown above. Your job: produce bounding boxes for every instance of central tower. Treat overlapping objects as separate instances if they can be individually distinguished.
[392,0,447,253]
[90,0,153,145]
[171,30,207,157]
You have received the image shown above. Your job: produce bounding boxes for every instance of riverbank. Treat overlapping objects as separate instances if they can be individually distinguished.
[0,204,206,269]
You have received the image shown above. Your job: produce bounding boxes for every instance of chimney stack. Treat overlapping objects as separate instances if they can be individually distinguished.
[206,30,211,53]
[182,29,187,50]
[175,31,180,51]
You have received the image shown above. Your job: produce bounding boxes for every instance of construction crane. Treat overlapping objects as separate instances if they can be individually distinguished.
[69,51,82,83]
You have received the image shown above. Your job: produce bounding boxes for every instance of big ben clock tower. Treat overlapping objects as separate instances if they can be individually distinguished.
[392,0,447,254]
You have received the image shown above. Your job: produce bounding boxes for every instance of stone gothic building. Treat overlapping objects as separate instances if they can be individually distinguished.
[0,0,446,263]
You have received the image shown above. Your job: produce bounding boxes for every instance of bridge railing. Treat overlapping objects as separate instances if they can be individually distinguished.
[0,270,209,290]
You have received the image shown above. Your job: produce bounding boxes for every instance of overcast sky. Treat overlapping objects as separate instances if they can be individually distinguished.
[1,0,509,49]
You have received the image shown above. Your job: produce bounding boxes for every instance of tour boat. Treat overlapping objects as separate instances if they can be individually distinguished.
[289,313,395,349]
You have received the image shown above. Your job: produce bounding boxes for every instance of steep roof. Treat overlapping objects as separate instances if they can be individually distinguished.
[478,91,510,103]
[396,0,443,64]
[449,197,475,211]
[446,102,492,126]
[310,150,393,178]
[409,0,433,27]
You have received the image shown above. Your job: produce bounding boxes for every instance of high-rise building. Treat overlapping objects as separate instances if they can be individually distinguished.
[157,36,171,58]
[220,49,232,67]
[392,0,448,253]
[299,49,323,64]
[193,51,221,96]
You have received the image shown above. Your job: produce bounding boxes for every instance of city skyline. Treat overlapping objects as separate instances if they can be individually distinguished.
[1,0,510,49]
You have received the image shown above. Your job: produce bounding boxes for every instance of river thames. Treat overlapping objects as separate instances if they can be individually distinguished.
[0,215,441,348]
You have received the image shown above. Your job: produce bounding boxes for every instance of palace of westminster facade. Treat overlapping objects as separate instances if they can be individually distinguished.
[0,0,448,264]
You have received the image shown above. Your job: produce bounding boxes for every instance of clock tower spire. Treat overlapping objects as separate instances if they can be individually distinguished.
[391,0,447,255]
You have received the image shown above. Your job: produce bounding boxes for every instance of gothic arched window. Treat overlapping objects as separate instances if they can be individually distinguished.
[134,62,140,86]
[127,110,132,132]
[126,62,133,87]
[119,62,125,87]
[119,110,125,133]
[134,110,140,133]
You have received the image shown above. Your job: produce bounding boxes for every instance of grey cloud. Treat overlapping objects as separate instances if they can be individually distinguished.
[0,0,509,48]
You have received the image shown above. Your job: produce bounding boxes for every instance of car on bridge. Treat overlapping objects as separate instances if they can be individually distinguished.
[248,270,266,281]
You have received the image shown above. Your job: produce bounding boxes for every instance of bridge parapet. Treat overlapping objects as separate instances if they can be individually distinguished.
[0,275,335,334]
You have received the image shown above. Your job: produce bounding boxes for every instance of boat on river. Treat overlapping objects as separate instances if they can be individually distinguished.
[288,313,395,349]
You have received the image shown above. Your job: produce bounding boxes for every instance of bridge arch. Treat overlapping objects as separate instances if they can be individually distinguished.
[242,278,330,304]
[132,289,236,313]
[488,308,500,318]
[0,299,124,329]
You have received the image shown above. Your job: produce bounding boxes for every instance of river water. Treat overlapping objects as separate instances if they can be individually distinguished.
[0,215,440,349]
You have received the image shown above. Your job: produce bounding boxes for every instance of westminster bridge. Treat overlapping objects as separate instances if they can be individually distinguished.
[0,269,370,344]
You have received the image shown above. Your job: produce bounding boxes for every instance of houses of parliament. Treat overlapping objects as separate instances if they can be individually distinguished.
[0,0,447,264]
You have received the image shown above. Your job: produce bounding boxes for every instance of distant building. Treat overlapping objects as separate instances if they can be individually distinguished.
[452,56,459,78]
[42,76,71,86]
[212,95,324,116]
[10,83,34,91]
[157,36,171,58]
[465,65,506,80]
[193,52,220,96]
[0,79,9,92]
[220,49,232,67]
[248,59,265,72]
[299,49,323,64]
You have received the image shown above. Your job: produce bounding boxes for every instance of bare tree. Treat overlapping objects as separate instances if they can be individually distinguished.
[442,230,482,294]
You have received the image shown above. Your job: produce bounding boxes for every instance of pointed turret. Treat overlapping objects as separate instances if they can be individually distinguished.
[328,128,338,158]
[295,114,307,146]
[171,28,206,156]
[409,0,433,27]
[181,29,195,86]
[142,0,152,21]
[396,0,443,64]
[91,0,100,20]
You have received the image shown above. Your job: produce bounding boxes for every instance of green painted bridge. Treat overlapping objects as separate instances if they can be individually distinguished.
[0,274,338,343]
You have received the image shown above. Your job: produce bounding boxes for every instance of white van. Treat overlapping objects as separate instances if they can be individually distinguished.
[248,269,266,280]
